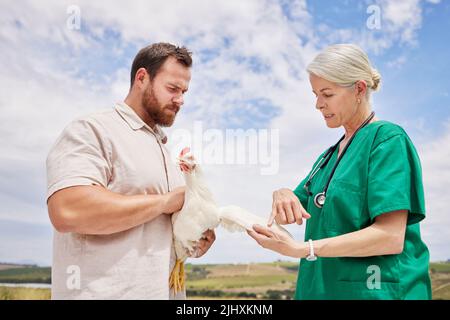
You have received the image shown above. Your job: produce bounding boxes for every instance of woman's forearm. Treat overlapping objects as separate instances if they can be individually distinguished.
[299,210,408,258]
[313,225,402,257]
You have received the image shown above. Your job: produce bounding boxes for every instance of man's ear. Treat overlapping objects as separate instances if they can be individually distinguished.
[134,68,149,89]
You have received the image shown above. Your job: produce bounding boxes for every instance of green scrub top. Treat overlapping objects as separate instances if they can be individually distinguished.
[293,121,431,300]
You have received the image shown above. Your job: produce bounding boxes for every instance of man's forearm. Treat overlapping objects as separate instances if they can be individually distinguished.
[48,185,183,235]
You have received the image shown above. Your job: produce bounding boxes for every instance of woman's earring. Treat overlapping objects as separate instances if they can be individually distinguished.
[357,98,361,104]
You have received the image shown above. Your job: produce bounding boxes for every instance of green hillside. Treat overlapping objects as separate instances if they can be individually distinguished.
[0,266,51,284]
[1,261,449,300]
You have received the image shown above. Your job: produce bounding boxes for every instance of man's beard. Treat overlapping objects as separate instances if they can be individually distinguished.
[142,86,179,127]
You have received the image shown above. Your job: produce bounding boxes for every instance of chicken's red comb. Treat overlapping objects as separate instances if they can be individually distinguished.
[180,147,190,157]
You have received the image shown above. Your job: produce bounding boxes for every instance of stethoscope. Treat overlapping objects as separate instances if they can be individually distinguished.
[304,112,375,208]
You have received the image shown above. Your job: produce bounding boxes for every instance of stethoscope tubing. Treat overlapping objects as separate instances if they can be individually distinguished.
[305,111,375,208]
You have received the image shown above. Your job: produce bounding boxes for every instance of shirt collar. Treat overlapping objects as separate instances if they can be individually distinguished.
[115,102,168,144]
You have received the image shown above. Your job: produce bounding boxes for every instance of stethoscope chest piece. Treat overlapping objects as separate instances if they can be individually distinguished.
[314,192,326,208]
[305,112,376,210]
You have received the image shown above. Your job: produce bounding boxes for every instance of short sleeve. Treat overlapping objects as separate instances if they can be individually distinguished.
[46,118,112,201]
[293,176,309,209]
[293,151,328,209]
[367,134,425,225]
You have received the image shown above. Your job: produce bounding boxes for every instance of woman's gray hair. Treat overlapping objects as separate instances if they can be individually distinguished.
[307,44,381,98]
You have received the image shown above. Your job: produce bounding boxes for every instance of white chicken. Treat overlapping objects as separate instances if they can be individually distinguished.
[169,147,221,293]
[169,147,291,294]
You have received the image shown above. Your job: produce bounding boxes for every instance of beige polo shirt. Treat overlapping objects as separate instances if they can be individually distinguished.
[46,102,185,300]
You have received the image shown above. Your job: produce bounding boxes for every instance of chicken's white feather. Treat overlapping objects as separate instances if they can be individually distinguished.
[170,148,292,293]
[172,152,221,261]
[219,205,292,237]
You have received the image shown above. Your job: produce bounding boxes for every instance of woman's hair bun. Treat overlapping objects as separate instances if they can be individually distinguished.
[371,68,381,91]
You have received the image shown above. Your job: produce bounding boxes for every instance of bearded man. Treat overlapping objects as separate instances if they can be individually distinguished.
[46,43,215,299]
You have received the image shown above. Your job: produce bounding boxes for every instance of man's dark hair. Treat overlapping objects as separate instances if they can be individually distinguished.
[130,42,192,86]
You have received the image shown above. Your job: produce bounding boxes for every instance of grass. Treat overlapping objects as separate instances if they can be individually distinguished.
[432,284,450,300]
[0,286,50,300]
[187,274,297,290]
[1,261,449,300]
[185,262,297,298]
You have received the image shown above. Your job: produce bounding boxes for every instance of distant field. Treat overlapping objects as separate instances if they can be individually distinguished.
[185,262,296,299]
[1,261,449,300]
[0,264,29,271]
[430,262,450,273]
[0,265,51,284]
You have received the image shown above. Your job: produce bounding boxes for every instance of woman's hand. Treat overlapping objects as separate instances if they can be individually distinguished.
[268,188,311,226]
[247,224,306,258]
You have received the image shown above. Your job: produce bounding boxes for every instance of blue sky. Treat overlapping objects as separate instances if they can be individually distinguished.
[373,3,450,139]
[307,0,450,140]
[0,0,449,266]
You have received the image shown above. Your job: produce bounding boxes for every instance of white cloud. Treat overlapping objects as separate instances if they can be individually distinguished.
[0,219,52,266]
[386,55,407,69]
[0,0,318,265]
[0,0,448,266]
[316,0,439,54]
[380,0,422,44]
[418,120,450,261]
